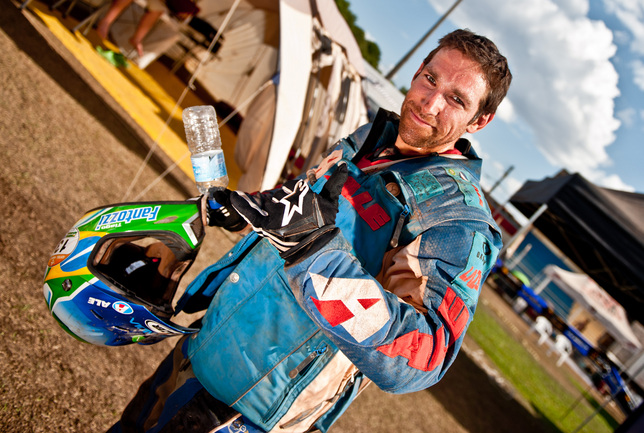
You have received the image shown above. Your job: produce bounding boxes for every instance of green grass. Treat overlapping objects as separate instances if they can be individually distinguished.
[467,305,620,433]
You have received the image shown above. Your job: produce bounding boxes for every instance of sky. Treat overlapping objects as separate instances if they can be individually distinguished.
[348,0,644,206]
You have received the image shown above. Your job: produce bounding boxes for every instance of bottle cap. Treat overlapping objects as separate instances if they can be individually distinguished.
[208,199,223,210]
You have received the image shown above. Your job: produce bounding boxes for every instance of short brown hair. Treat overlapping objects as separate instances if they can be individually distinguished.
[423,29,512,116]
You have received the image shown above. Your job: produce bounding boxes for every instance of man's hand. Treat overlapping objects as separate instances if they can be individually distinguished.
[230,163,348,264]
[206,189,248,232]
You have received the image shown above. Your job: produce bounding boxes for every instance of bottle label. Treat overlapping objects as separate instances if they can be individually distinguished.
[191,151,227,182]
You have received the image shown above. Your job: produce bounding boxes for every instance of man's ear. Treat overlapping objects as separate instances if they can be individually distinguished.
[466,112,494,134]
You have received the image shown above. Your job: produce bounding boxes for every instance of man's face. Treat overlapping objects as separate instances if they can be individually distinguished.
[395,48,493,155]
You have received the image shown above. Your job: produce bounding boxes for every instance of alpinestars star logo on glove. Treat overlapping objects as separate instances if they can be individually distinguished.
[275,180,310,226]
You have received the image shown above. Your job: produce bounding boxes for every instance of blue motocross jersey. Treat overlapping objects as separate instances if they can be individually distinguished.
[177,109,502,432]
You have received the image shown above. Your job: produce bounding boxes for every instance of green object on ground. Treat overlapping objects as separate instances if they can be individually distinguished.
[96,46,129,68]
[511,270,530,286]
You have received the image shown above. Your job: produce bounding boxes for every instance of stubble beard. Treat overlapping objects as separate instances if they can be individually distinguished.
[398,100,443,151]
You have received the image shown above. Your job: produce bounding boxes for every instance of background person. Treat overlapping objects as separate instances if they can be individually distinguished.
[97,0,198,57]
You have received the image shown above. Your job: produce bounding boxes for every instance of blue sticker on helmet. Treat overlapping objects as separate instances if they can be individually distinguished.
[60,236,101,272]
[112,301,134,315]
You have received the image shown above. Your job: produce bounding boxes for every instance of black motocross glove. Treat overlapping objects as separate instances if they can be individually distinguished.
[230,163,348,264]
[206,189,248,232]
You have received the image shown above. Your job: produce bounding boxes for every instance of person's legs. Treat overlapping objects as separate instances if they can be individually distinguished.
[96,0,135,40]
[107,336,238,433]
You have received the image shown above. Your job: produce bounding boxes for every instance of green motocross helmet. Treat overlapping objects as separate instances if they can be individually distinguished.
[43,199,205,346]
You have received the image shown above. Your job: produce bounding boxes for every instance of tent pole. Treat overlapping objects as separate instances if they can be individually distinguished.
[385,0,462,80]
[532,273,552,295]
[505,243,532,270]
[487,165,514,197]
[500,203,548,258]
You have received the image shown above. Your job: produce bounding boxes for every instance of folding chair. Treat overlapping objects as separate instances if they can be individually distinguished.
[530,315,553,346]
[547,334,573,367]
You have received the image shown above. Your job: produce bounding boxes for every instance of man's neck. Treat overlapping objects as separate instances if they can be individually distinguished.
[394,137,456,156]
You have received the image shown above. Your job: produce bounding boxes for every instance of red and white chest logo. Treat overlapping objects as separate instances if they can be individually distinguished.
[309,273,390,343]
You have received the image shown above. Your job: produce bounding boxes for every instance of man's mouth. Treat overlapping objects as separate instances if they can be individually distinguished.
[410,109,435,129]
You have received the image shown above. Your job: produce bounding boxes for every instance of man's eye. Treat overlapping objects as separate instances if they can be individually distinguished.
[425,74,436,85]
[452,96,464,106]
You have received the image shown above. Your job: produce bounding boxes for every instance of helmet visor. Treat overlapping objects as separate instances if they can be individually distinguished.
[90,233,196,315]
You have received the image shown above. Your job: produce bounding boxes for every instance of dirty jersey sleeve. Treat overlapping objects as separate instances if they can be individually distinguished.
[283,221,500,394]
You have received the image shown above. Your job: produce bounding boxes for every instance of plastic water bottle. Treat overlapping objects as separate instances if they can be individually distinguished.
[182,106,229,203]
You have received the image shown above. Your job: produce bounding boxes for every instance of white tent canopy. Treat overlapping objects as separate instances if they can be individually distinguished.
[545,265,641,348]
[185,0,368,191]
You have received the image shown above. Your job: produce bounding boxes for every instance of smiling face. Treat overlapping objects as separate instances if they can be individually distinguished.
[395,48,494,155]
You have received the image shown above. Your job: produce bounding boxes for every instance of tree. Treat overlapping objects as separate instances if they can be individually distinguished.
[334,0,381,70]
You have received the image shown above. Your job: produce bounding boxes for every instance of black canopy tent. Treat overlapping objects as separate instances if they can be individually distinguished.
[509,171,644,324]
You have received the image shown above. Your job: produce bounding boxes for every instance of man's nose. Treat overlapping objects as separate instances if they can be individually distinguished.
[420,91,445,117]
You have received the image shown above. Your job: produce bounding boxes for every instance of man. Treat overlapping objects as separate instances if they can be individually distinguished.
[109,28,511,432]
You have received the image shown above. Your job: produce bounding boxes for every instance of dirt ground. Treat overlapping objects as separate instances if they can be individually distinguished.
[0,4,601,432]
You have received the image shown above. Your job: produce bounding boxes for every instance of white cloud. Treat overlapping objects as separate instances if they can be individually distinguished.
[613,29,631,47]
[558,0,590,17]
[427,0,622,177]
[616,107,637,127]
[495,98,516,123]
[589,171,636,191]
[602,0,644,56]
[633,59,644,91]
